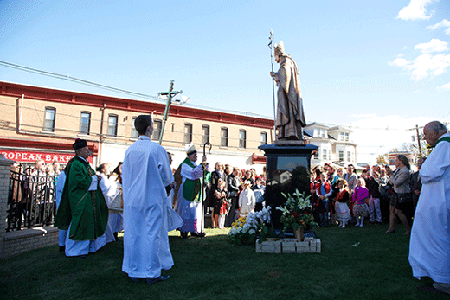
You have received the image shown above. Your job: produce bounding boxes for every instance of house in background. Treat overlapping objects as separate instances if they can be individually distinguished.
[304,123,357,167]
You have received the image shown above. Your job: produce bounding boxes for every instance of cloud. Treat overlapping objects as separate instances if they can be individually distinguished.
[427,19,450,35]
[415,39,448,53]
[396,0,434,21]
[409,53,450,80]
[350,113,377,119]
[389,57,411,67]
[437,82,450,90]
[390,39,450,80]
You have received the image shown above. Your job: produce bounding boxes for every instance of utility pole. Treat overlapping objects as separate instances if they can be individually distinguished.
[158,80,182,145]
[415,124,422,156]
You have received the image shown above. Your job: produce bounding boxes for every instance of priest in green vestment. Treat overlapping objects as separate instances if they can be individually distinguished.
[55,138,108,257]
[174,144,207,238]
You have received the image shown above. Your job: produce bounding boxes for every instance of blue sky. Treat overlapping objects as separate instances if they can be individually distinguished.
[1,0,449,162]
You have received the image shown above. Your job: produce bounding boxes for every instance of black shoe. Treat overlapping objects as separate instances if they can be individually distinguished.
[196,232,206,238]
[130,277,140,282]
[180,232,188,239]
[113,232,119,241]
[59,246,65,252]
[146,275,170,285]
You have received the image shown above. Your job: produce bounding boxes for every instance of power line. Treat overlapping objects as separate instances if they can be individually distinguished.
[0,61,158,101]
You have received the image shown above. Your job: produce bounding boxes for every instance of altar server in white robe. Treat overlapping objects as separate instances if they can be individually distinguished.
[409,121,450,294]
[98,163,115,243]
[54,170,67,252]
[122,114,174,284]
[174,144,207,239]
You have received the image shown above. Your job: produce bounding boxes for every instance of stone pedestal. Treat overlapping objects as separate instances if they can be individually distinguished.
[259,142,317,229]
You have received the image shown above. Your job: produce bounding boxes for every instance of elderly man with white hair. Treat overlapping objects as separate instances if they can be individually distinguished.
[409,121,450,294]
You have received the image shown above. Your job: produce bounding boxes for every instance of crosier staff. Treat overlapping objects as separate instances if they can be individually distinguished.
[268,29,276,138]
[200,142,212,238]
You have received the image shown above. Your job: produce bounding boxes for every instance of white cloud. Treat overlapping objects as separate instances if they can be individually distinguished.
[437,82,450,90]
[427,19,450,35]
[390,39,450,80]
[415,39,448,53]
[349,115,433,163]
[350,113,377,119]
[389,57,411,67]
[396,0,434,21]
[409,53,450,80]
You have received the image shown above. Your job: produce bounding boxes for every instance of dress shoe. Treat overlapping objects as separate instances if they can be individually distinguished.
[146,275,170,285]
[130,277,139,282]
[59,246,65,252]
[385,230,395,234]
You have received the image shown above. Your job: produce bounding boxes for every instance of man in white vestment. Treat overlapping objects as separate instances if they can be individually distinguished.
[122,115,174,284]
[409,121,450,294]
[175,144,207,239]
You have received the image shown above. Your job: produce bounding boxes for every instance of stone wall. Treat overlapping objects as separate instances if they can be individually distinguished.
[0,155,58,259]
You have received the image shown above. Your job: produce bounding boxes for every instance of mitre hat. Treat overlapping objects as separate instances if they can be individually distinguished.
[185,143,197,156]
[73,138,87,150]
[274,41,285,54]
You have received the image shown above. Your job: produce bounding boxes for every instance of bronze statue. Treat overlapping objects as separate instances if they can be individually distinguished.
[270,41,305,141]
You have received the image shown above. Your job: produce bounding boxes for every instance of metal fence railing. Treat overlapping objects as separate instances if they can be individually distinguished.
[7,166,57,232]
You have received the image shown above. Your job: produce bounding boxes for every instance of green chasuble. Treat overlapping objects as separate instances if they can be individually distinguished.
[181,158,203,202]
[54,156,108,240]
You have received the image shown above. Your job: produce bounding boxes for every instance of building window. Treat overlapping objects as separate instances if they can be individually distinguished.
[347,151,351,162]
[152,119,162,141]
[202,125,210,145]
[131,117,138,138]
[313,150,318,159]
[260,132,267,145]
[239,130,247,149]
[320,129,326,138]
[339,150,344,162]
[43,107,56,132]
[184,123,192,144]
[221,127,228,147]
[80,112,91,135]
[328,150,331,160]
[107,114,118,137]
[322,149,327,160]
[340,132,349,141]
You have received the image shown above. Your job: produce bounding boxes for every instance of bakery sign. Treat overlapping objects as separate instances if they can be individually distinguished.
[1,150,93,163]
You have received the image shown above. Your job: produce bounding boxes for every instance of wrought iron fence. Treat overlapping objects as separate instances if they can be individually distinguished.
[7,166,57,232]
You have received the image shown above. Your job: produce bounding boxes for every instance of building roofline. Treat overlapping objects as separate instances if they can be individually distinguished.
[0,81,274,129]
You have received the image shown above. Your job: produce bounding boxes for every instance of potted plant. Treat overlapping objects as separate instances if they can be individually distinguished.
[276,189,316,241]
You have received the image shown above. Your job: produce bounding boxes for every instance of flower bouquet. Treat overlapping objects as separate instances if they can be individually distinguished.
[276,189,316,240]
[228,207,274,245]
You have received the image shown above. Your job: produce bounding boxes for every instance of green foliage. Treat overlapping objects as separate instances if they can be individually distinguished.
[277,189,316,232]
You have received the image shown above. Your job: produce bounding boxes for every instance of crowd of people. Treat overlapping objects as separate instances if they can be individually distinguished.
[50,117,450,294]
[309,158,420,232]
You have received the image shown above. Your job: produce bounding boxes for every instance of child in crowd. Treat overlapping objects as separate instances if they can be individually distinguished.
[238,181,255,218]
[215,179,228,229]
[213,179,227,228]
[335,179,351,228]
[352,178,370,227]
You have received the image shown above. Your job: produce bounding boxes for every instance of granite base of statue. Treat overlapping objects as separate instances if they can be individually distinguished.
[259,140,318,231]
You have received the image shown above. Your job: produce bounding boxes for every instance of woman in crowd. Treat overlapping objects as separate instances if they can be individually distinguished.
[208,162,224,227]
[386,155,411,235]
[226,167,241,226]
[212,179,227,228]
[252,176,265,212]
